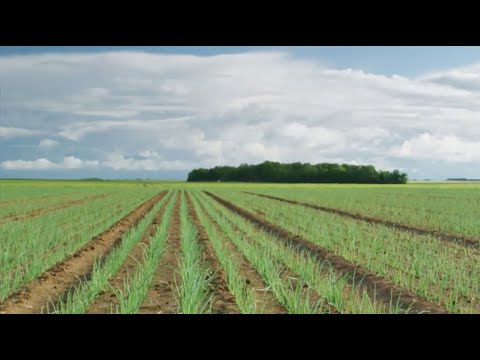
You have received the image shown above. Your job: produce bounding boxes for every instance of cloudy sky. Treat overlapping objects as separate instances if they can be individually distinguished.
[2,46,480,180]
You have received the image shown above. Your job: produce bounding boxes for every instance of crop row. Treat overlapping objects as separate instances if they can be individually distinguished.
[5,186,471,314]
[212,189,480,313]
[0,188,159,301]
[241,187,480,239]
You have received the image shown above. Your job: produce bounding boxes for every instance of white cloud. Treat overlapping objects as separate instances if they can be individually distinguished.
[38,138,59,148]
[0,127,40,139]
[101,153,194,171]
[138,150,162,159]
[1,158,57,169]
[58,117,192,141]
[63,156,99,169]
[391,133,480,162]
[1,156,99,170]
[4,51,480,177]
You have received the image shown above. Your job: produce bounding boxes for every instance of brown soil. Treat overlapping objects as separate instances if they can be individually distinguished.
[0,193,112,224]
[209,198,377,314]
[1,200,134,284]
[244,192,480,250]
[138,193,181,314]
[377,192,480,202]
[193,193,287,314]
[274,262,331,314]
[184,191,240,314]
[0,191,166,314]
[206,191,448,314]
[245,224,375,314]
[0,191,83,207]
[199,194,331,313]
[86,192,171,314]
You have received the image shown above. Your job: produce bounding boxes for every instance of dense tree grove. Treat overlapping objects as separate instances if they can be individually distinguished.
[187,161,408,184]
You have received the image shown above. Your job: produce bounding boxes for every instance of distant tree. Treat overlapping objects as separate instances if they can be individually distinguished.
[186,161,408,184]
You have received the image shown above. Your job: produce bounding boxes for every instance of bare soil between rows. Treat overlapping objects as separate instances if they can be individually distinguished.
[378,191,480,202]
[1,200,136,285]
[138,193,181,314]
[0,191,83,207]
[0,191,166,314]
[213,214,339,314]
[194,194,287,314]
[207,191,448,314]
[0,193,112,224]
[185,191,240,314]
[244,192,480,250]
[86,191,171,314]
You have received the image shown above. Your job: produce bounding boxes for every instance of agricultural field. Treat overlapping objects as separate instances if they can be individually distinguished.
[1,180,480,314]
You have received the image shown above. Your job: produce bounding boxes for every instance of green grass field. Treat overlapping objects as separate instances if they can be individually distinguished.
[1,179,479,314]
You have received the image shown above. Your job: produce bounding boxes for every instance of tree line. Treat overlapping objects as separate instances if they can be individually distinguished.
[187,161,408,184]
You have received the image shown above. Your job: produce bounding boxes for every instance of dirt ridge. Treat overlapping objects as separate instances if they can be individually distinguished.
[0,193,112,224]
[138,193,181,314]
[206,191,448,314]
[193,193,287,314]
[0,191,83,207]
[0,191,166,314]
[86,191,172,314]
[244,191,480,250]
[185,191,240,314]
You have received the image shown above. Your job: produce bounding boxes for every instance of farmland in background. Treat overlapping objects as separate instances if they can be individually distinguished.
[1,179,480,314]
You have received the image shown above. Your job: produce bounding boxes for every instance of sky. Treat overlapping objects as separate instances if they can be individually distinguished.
[1,46,480,180]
